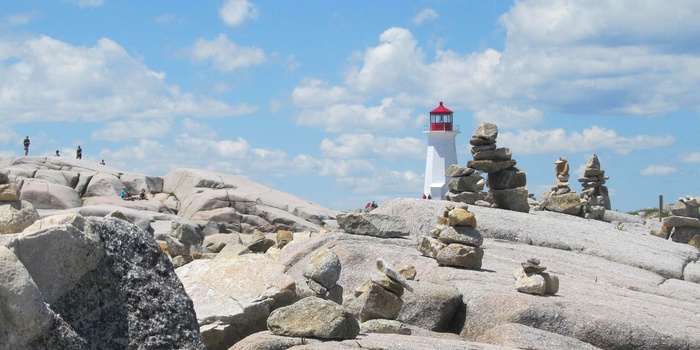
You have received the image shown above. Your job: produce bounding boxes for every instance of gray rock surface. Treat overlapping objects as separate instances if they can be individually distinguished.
[267,297,359,340]
[176,253,295,350]
[0,215,204,349]
[302,248,342,289]
[336,213,410,238]
[476,323,600,350]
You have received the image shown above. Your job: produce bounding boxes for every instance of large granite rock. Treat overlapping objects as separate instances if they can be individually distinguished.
[176,253,296,350]
[336,213,410,238]
[267,297,360,340]
[0,200,39,234]
[19,179,82,210]
[0,215,204,349]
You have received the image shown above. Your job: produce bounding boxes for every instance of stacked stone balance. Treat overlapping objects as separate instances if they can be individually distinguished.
[541,157,581,215]
[347,258,413,322]
[444,164,487,204]
[513,258,559,296]
[300,248,343,304]
[467,123,529,213]
[0,173,39,234]
[417,203,484,270]
[578,154,610,219]
[657,197,700,245]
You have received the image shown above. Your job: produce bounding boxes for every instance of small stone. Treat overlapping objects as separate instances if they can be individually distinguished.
[447,208,477,227]
[416,236,447,259]
[394,263,417,281]
[276,230,294,248]
[376,258,413,292]
[371,272,405,297]
[515,273,547,295]
[436,244,484,270]
[437,226,483,247]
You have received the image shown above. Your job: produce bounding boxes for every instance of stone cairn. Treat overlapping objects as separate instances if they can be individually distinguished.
[578,154,610,219]
[300,248,343,304]
[417,203,484,270]
[513,258,559,296]
[347,258,414,322]
[658,197,700,247]
[0,173,39,234]
[540,157,582,215]
[444,164,487,204]
[467,122,529,213]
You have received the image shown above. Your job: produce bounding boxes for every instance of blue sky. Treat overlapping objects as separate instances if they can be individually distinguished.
[1,0,699,212]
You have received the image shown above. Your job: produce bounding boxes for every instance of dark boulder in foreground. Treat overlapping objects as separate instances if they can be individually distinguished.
[0,214,204,349]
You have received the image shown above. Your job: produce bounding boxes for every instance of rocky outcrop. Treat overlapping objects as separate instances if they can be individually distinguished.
[467,123,529,213]
[0,214,204,349]
[336,212,410,238]
[0,174,39,234]
[175,253,296,350]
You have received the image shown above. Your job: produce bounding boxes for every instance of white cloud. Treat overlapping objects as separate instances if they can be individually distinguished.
[219,0,259,27]
[64,0,104,7]
[345,27,427,95]
[320,133,424,160]
[295,97,423,133]
[292,79,353,108]
[1,13,36,27]
[189,34,266,72]
[499,125,675,155]
[640,165,678,176]
[682,152,700,163]
[473,105,543,129]
[91,119,173,142]
[0,35,255,123]
[413,8,438,25]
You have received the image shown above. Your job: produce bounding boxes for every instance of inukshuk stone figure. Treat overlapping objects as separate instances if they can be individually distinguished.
[513,258,559,296]
[445,164,487,204]
[347,258,413,322]
[541,157,581,215]
[467,122,529,213]
[578,154,610,219]
[416,203,484,270]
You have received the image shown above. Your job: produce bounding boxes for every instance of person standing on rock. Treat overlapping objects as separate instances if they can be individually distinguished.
[23,136,30,156]
[55,150,60,157]
[76,145,82,159]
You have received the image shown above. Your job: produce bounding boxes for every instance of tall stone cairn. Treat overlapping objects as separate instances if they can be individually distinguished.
[540,157,581,215]
[467,123,529,213]
[578,154,610,219]
[444,164,487,205]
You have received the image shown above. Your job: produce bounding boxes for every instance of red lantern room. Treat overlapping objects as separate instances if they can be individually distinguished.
[429,101,454,131]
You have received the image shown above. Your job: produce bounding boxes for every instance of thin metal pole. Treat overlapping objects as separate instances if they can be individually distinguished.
[659,195,663,222]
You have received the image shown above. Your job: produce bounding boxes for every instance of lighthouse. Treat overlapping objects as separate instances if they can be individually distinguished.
[423,101,460,199]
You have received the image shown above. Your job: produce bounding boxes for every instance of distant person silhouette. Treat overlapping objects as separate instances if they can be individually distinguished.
[55,150,60,157]
[76,145,82,159]
[23,136,30,156]
[100,159,105,165]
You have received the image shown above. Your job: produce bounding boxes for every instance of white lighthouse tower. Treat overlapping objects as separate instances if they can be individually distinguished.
[423,101,460,200]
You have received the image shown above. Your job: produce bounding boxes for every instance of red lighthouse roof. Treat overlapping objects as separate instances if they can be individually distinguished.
[430,101,453,114]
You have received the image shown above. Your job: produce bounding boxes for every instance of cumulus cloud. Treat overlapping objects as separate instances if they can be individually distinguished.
[1,13,36,27]
[0,35,255,123]
[473,105,543,129]
[640,165,678,176]
[189,34,266,72]
[495,0,700,116]
[295,98,423,133]
[63,0,104,7]
[320,133,424,160]
[293,1,700,137]
[499,125,675,155]
[219,0,259,27]
[413,8,438,25]
[682,152,700,163]
[91,119,173,142]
